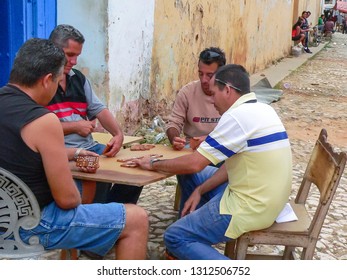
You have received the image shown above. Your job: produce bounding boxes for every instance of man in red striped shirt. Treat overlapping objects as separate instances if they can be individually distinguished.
[47,25,143,208]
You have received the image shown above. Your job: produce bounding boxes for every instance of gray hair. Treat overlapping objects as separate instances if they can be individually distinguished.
[49,24,85,48]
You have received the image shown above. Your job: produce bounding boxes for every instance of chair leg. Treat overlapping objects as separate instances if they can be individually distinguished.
[60,249,67,259]
[60,249,79,260]
[283,246,295,259]
[301,245,315,260]
[236,236,249,260]
[173,183,181,211]
[224,239,236,259]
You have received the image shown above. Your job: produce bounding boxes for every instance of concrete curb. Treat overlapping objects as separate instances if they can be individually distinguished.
[250,42,329,88]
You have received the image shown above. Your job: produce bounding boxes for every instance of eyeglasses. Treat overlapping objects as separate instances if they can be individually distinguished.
[199,51,222,61]
[215,78,242,92]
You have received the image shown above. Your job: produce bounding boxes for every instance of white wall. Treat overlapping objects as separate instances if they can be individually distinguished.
[107,1,155,112]
[57,0,109,104]
[57,0,155,114]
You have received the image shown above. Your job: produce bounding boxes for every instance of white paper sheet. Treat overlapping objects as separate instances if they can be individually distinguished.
[276,202,298,223]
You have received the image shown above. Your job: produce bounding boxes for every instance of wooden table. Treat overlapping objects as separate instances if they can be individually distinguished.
[71,144,193,187]
[69,144,192,259]
[92,132,143,146]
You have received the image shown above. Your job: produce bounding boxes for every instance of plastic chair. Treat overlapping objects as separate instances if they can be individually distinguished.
[224,129,346,260]
[0,167,78,259]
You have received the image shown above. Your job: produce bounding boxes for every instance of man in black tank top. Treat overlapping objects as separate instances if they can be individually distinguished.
[0,38,148,259]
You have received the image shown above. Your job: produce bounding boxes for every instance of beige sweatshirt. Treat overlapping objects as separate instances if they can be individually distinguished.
[166,80,221,141]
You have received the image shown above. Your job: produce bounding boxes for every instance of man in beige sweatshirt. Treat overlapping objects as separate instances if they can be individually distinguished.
[166,47,228,216]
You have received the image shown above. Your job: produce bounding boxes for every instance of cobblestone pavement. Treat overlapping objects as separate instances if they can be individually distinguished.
[42,33,347,260]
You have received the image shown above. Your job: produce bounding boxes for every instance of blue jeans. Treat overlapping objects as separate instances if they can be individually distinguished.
[164,192,232,260]
[76,143,143,204]
[20,201,125,256]
[177,165,228,216]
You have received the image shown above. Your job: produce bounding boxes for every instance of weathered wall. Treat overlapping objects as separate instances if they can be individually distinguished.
[144,0,294,124]
[108,1,155,132]
[57,0,109,104]
[57,0,322,134]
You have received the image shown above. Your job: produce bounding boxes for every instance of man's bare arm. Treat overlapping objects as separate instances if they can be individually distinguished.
[166,127,186,150]
[134,150,210,175]
[96,109,124,156]
[21,113,81,209]
[61,120,95,137]
[166,127,180,144]
[181,164,228,217]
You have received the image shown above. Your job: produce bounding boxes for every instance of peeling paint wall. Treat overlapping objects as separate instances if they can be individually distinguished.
[146,0,294,122]
[108,1,155,132]
[57,0,108,104]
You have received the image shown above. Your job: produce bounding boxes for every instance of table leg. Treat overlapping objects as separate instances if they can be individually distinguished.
[82,180,96,204]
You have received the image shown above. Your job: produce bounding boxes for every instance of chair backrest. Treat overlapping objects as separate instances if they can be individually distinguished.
[295,129,346,239]
[0,167,44,259]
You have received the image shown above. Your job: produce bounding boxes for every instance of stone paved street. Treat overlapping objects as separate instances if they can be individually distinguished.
[41,33,347,260]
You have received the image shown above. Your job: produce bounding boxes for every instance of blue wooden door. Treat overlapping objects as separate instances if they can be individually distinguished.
[0,0,56,87]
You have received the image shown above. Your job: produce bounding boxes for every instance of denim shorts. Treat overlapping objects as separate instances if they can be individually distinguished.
[20,201,126,256]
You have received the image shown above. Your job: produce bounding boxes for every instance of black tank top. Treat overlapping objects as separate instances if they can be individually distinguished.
[0,85,54,208]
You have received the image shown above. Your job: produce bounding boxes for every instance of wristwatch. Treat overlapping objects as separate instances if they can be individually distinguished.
[150,158,161,169]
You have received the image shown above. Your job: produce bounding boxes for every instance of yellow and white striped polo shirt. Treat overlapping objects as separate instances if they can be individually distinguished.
[197,92,292,239]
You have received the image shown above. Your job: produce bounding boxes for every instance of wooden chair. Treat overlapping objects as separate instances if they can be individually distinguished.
[224,129,346,260]
[0,167,78,259]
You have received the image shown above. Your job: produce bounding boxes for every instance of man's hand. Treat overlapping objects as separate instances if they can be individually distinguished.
[102,134,123,157]
[189,136,207,150]
[129,155,149,170]
[77,150,99,173]
[172,136,186,150]
[181,187,202,217]
[75,120,96,137]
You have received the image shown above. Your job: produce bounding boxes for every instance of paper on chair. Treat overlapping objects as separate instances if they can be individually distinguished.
[276,202,298,223]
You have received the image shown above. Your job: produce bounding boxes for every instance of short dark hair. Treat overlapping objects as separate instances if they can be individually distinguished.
[214,64,250,95]
[49,24,85,48]
[293,18,303,30]
[9,38,66,87]
[199,47,226,67]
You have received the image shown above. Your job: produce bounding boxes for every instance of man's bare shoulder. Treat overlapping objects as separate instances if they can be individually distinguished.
[21,112,64,152]
[24,112,61,134]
